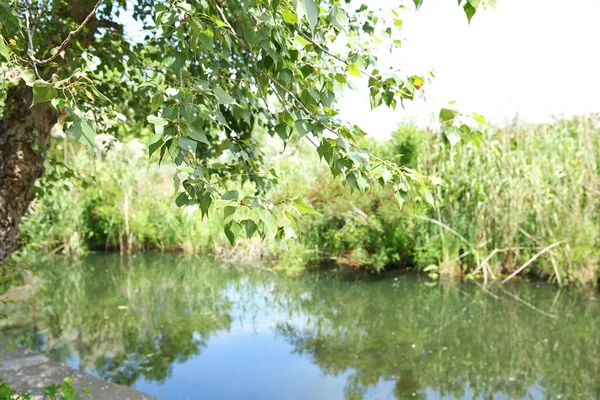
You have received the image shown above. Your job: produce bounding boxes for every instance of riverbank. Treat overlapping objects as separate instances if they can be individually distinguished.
[0,345,157,399]
[14,116,600,286]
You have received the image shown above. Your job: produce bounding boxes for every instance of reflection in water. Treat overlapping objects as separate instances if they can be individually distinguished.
[0,254,598,399]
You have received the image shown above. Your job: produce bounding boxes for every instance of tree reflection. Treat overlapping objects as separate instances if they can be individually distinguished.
[272,272,600,399]
[1,258,598,399]
[0,254,257,385]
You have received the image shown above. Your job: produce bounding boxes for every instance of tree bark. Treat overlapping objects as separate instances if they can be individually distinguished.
[0,84,57,266]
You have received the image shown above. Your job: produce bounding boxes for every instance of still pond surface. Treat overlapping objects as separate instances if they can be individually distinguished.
[0,254,598,400]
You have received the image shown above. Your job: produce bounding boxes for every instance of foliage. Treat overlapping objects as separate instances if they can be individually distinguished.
[19,137,226,255]
[0,0,488,251]
[16,116,600,285]
[0,377,91,400]
[301,117,600,285]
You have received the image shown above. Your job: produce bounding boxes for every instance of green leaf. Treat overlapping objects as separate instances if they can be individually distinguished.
[0,34,10,61]
[275,231,290,253]
[242,219,258,238]
[473,112,487,125]
[439,108,457,123]
[175,192,188,207]
[381,168,391,184]
[293,197,320,215]
[221,190,239,201]
[89,85,112,103]
[224,223,236,245]
[283,226,297,239]
[257,207,278,234]
[68,118,96,149]
[149,113,168,125]
[303,0,319,31]
[32,81,58,106]
[463,2,476,22]
[188,123,210,145]
[423,189,435,208]
[214,87,235,105]
[445,127,463,148]
[20,69,36,86]
[330,6,347,29]
[294,119,312,137]
[348,63,361,77]
[285,210,300,232]
[178,137,197,154]
[149,134,164,158]
[413,0,424,9]
[394,190,406,209]
[281,9,298,24]
[223,206,236,222]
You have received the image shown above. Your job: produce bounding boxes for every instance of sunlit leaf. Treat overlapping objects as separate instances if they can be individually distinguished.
[32,81,58,106]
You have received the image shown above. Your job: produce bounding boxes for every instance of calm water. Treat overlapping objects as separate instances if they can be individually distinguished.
[0,254,598,400]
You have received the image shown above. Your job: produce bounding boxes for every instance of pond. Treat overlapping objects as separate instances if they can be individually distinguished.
[0,254,598,400]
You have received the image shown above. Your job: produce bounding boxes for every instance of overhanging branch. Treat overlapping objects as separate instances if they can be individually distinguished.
[33,0,102,65]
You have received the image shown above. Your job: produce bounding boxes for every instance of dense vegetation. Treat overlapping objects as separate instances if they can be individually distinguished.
[0,0,488,273]
[16,116,600,286]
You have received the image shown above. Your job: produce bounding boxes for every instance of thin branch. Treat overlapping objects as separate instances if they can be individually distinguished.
[35,0,102,65]
[209,0,237,37]
[24,7,40,78]
[292,27,383,81]
[549,252,562,287]
[500,240,565,284]
[177,69,183,134]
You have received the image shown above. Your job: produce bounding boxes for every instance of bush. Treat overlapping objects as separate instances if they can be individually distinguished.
[17,117,600,285]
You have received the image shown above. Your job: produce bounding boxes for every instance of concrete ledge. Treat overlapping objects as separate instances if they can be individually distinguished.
[0,344,160,400]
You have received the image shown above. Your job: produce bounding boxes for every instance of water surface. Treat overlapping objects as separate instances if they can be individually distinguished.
[1,254,598,399]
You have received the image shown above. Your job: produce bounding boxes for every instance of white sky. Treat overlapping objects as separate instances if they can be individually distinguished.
[338,0,600,137]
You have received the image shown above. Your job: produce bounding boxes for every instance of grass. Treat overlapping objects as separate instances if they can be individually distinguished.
[16,116,600,286]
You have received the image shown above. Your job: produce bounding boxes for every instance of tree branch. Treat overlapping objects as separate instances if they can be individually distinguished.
[34,0,102,65]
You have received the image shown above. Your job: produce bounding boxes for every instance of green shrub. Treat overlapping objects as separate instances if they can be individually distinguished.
[18,117,600,285]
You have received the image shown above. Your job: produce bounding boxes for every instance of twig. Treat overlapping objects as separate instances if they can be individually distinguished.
[472,248,499,276]
[35,0,102,65]
[177,69,183,134]
[518,227,539,243]
[485,263,496,280]
[500,240,565,284]
[517,228,562,286]
[292,28,383,81]
[24,6,40,78]
[549,252,562,287]
[451,250,471,264]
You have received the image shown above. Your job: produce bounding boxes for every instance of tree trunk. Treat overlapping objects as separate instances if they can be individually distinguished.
[0,84,57,266]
